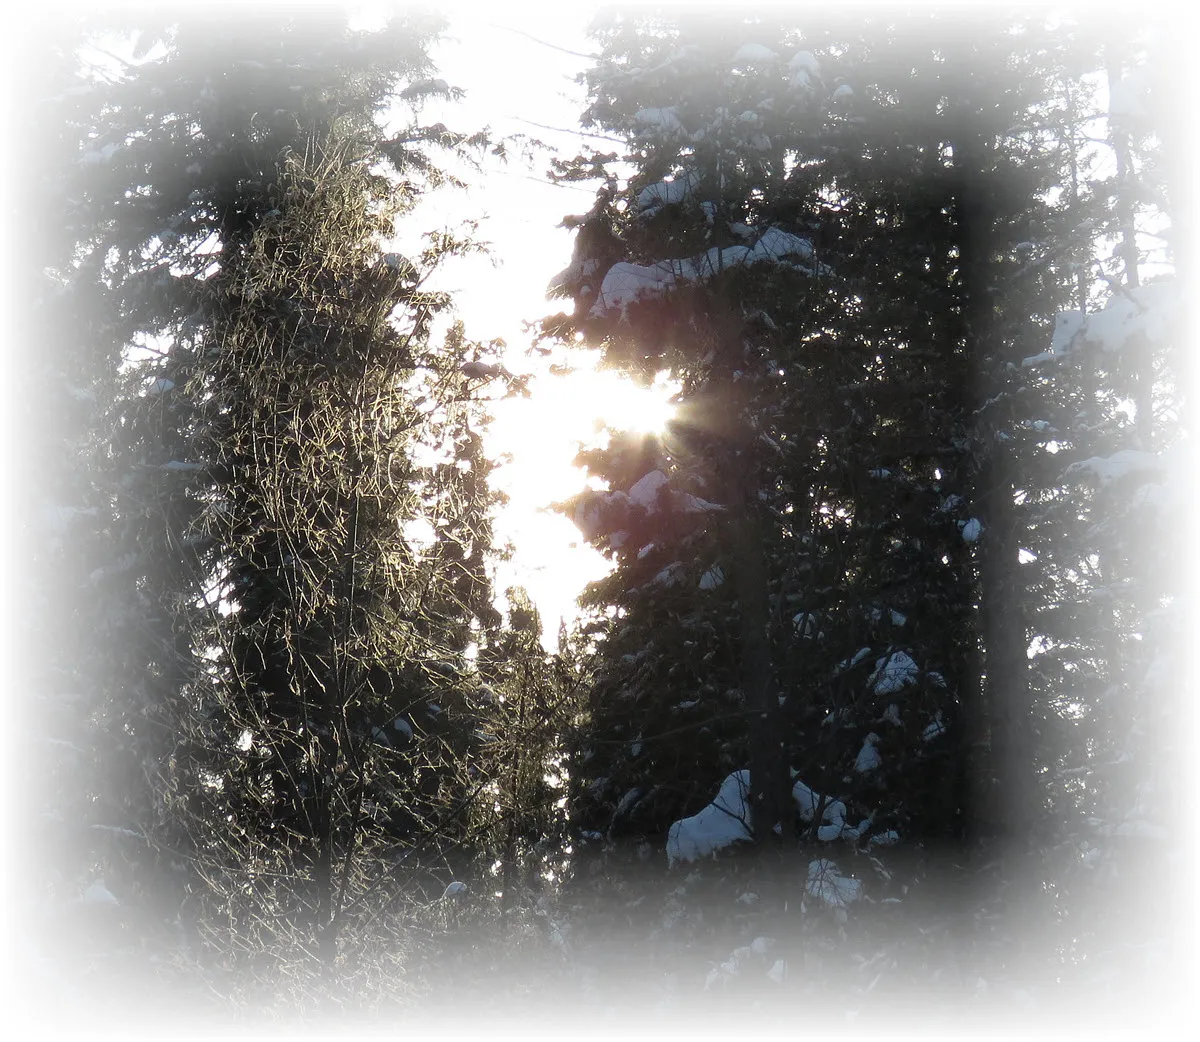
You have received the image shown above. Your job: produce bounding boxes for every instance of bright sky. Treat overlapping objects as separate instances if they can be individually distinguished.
[400,9,679,649]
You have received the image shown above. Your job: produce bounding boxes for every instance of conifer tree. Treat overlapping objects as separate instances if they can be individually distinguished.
[36,11,511,1007]
[545,8,1183,1008]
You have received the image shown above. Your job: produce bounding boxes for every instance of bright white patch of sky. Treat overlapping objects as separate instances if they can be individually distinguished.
[384,8,680,649]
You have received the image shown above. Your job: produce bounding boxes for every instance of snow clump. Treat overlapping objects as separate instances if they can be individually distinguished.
[806,859,862,908]
[732,43,778,65]
[667,771,753,865]
[854,733,882,774]
[868,651,920,695]
[637,171,700,213]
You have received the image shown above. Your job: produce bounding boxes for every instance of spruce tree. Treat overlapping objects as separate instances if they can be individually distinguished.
[545,7,1181,1012]
[35,10,510,1011]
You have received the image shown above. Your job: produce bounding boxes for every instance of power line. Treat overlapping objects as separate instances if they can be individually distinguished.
[505,115,626,145]
[485,21,598,61]
[484,164,600,193]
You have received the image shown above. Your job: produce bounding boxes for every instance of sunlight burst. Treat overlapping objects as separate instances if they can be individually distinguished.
[485,355,681,647]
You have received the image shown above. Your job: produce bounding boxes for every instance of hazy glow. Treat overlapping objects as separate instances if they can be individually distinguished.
[393,12,677,648]
[488,357,679,647]
[516,363,678,442]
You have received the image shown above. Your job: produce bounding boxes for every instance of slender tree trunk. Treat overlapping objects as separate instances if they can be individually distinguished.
[727,459,790,846]
[314,460,365,973]
[975,454,1036,845]
[1155,33,1191,430]
[1106,46,1153,452]
[704,302,792,848]
[500,661,530,919]
[952,116,1037,855]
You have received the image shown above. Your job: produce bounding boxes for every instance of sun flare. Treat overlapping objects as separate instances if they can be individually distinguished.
[581,369,680,435]
[486,356,681,645]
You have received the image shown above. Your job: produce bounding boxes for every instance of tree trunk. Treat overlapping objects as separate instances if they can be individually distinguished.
[704,307,792,852]
[500,661,531,919]
[952,108,1037,854]
[727,458,791,845]
[1107,46,1153,453]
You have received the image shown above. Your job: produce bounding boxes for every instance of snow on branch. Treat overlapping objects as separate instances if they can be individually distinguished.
[867,651,919,695]
[571,470,722,543]
[591,229,826,317]
[667,770,753,865]
[805,858,862,909]
[1023,281,1178,366]
[732,43,779,66]
[634,107,686,136]
[1065,449,1164,486]
[667,769,871,865]
[637,171,700,213]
